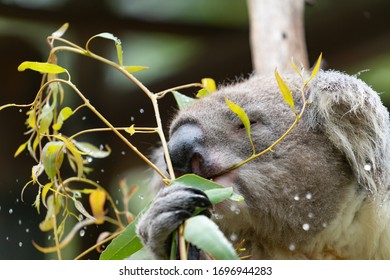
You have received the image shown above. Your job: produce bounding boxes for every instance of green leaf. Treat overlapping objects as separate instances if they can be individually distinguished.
[225,98,256,155]
[38,104,54,134]
[184,216,239,260]
[172,174,243,203]
[42,141,65,179]
[204,187,233,205]
[99,211,145,260]
[172,90,196,110]
[52,22,69,38]
[17,61,67,74]
[73,141,111,159]
[274,69,296,115]
[305,52,323,87]
[53,107,73,130]
[124,66,149,73]
[196,88,210,98]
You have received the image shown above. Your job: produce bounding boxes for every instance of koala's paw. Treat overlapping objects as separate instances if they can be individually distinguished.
[136,186,211,259]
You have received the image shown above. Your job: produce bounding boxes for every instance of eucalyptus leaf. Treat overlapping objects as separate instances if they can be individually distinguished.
[73,141,111,158]
[184,216,239,260]
[275,69,297,115]
[225,98,256,155]
[53,107,73,130]
[124,66,149,73]
[99,211,145,260]
[172,91,196,110]
[172,174,243,202]
[17,61,67,74]
[42,141,65,179]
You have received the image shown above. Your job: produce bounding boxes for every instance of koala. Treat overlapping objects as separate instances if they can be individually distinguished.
[136,70,390,259]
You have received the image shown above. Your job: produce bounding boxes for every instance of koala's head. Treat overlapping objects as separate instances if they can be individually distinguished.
[166,71,390,250]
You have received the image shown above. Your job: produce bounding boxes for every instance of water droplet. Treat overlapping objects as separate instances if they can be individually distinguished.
[0,205,2,211]
[322,222,328,228]
[19,242,23,247]
[96,180,100,184]
[16,178,19,183]
[214,213,224,220]
[230,233,238,241]
[308,212,314,219]
[294,195,300,201]
[115,200,119,205]
[18,219,22,225]
[6,236,9,241]
[121,151,126,155]
[82,116,87,121]
[19,109,23,113]
[80,230,85,237]
[9,208,13,214]
[138,195,144,200]
[48,235,52,240]
[139,108,144,114]
[87,157,93,163]
[130,116,135,122]
[100,169,105,173]
[288,243,296,251]
[364,164,372,171]
[26,228,30,233]
[302,223,310,231]
[306,192,312,200]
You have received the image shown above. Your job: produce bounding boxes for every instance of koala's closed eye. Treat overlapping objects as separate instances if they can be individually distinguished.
[238,120,257,129]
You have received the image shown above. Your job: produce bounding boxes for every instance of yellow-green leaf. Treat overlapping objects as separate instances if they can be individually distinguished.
[201,78,216,93]
[52,22,69,38]
[41,182,53,209]
[17,61,67,74]
[275,69,296,115]
[89,189,106,224]
[291,57,303,78]
[38,104,54,134]
[42,141,65,179]
[53,107,73,130]
[225,98,256,155]
[195,88,210,98]
[125,124,136,136]
[305,52,323,87]
[124,66,149,73]
[14,141,28,157]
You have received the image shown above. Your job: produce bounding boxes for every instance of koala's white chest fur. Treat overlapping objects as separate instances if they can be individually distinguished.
[296,182,390,259]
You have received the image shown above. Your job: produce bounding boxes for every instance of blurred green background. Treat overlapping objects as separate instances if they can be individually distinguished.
[0,0,389,259]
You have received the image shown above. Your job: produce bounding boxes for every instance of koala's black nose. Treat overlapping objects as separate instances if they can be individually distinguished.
[168,123,204,176]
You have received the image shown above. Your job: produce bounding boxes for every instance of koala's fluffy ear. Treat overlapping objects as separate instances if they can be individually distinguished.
[306,70,390,194]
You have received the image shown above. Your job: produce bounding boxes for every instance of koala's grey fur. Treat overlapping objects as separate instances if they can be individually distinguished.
[136,70,390,259]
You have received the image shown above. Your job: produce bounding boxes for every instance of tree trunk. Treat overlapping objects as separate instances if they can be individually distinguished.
[247,0,309,75]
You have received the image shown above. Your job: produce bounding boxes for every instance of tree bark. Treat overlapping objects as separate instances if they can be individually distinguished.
[247,0,309,75]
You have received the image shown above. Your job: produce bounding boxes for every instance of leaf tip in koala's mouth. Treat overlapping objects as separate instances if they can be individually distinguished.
[210,171,237,188]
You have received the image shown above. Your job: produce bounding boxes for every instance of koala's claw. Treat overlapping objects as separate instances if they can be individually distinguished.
[136,185,211,259]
